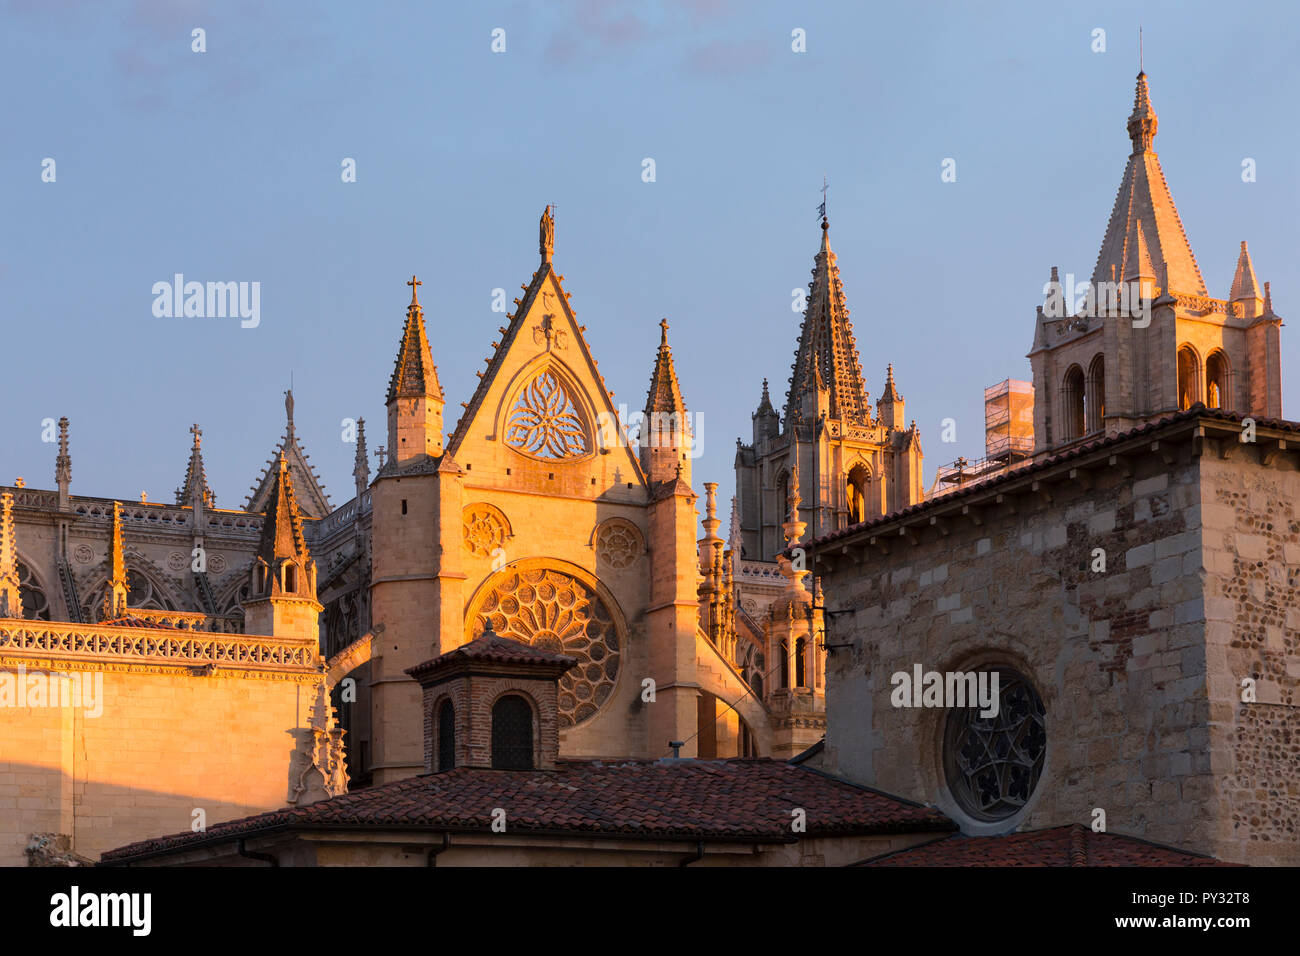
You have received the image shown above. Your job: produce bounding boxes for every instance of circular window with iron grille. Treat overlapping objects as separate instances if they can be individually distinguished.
[943,669,1046,821]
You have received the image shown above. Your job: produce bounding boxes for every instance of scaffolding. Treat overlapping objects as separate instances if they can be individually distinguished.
[930,380,1034,497]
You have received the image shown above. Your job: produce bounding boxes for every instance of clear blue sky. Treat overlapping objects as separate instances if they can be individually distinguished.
[4,0,1297,515]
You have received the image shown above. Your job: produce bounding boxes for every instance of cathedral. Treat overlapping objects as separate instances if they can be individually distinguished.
[3,68,1293,868]
[1,190,920,864]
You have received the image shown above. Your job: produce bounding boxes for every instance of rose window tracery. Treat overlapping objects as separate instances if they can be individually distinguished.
[943,669,1046,821]
[595,521,640,570]
[472,568,619,727]
[463,505,509,557]
[504,371,588,459]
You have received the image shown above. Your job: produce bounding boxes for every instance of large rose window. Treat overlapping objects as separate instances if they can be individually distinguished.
[471,568,620,727]
[943,669,1046,821]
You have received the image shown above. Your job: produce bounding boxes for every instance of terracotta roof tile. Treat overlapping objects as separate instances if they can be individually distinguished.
[859,824,1235,867]
[405,630,577,682]
[801,405,1300,555]
[101,759,954,863]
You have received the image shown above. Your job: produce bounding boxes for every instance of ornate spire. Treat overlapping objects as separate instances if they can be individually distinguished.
[387,275,443,405]
[1230,241,1263,314]
[787,219,869,425]
[177,424,216,508]
[55,416,71,504]
[104,501,129,619]
[353,417,369,500]
[256,453,312,575]
[1127,72,1158,153]
[881,364,902,403]
[540,205,555,264]
[0,492,20,618]
[1091,71,1206,296]
[643,319,689,420]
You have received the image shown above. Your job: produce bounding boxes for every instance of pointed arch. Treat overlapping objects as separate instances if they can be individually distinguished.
[492,357,598,463]
[1060,364,1086,442]
[845,461,871,524]
[1085,353,1106,434]
[1205,349,1230,410]
[1177,344,1201,410]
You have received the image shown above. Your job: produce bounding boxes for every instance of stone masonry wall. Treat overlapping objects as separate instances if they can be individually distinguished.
[0,657,322,865]
[1200,454,1300,865]
[820,439,1282,861]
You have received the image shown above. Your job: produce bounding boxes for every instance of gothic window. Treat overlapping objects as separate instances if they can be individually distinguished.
[16,562,50,620]
[1086,354,1106,433]
[846,464,870,524]
[491,695,534,770]
[462,504,510,557]
[1061,365,1085,442]
[1205,350,1230,410]
[504,370,589,459]
[471,567,621,727]
[1177,345,1200,410]
[794,637,807,688]
[86,568,176,621]
[437,698,456,772]
[284,563,297,594]
[594,519,642,570]
[943,669,1047,821]
[779,640,789,688]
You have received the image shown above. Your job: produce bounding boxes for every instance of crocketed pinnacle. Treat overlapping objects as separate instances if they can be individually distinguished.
[787,218,869,425]
[387,276,443,404]
[177,424,216,508]
[643,318,689,422]
[1230,241,1262,303]
[256,452,310,567]
[1091,71,1206,296]
[880,364,902,403]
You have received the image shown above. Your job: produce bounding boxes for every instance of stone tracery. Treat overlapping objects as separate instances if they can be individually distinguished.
[471,567,620,727]
[505,370,588,459]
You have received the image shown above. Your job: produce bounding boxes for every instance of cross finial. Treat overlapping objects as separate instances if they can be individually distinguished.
[407,275,422,307]
[190,423,202,448]
[817,175,829,225]
[374,445,387,468]
[659,317,669,346]
[1139,25,1143,73]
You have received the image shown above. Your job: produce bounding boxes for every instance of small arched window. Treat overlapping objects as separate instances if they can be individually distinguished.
[437,698,456,772]
[1061,365,1085,442]
[1205,350,1230,410]
[794,637,807,688]
[846,464,870,524]
[779,640,790,689]
[1177,345,1200,410]
[491,695,534,770]
[1086,354,1106,434]
[283,563,297,594]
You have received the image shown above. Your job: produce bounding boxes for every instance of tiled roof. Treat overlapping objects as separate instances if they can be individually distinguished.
[101,759,954,863]
[859,824,1234,867]
[406,630,577,682]
[802,404,1300,555]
